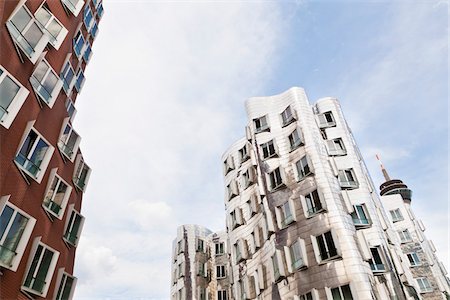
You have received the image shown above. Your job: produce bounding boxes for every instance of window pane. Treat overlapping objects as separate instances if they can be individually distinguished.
[331,288,342,300]
[48,19,63,38]
[342,285,353,300]
[35,8,51,26]
[24,22,43,48]
[24,245,43,288]
[0,75,20,111]
[11,7,31,32]
[29,138,49,167]
[0,206,14,241]
[43,71,58,94]
[32,248,53,292]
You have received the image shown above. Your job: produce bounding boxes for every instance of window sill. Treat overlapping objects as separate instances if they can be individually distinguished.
[270,183,286,192]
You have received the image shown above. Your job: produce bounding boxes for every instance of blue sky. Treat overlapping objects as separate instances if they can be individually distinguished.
[73,1,448,299]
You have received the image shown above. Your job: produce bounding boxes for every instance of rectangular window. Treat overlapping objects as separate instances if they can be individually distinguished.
[90,21,99,38]
[330,284,353,300]
[58,121,81,161]
[234,243,241,262]
[268,168,283,190]
[15,127,54,182]
[0,202,35,271]
[22,240,59,296]
[6,5,49,64]
[61,59,76,94]
[407,252,421,266]
[389,208,404,222]
[196,239,204,252]
[239,144,249,163]
[197,262,206,277]
[34,5,68,50]
[30,58,62,107]
[338,169,358,189]
[0,66,29,129]
[73,30,85,58]
[65,98,77,122]
[55,271,76,300]
[61,0,85,17]
[261,140,276,159]
[416,277,433,293]
[281,106,295,126]
[288,128,303,150]
[43,171,71,219]
[398,229,412,243]
[298,292,313,300]
[315,231,338,262]
[63,208,84,247]
[227,180,238,200]
[351,204,370,226]
[277,201,294,227]
[223,155,235,175]
[254,115,269,133]
[318,111,336,128]
[289,240,305,270]
[73,155,91,192]
[97,2,104,18]
[303,190,323,216]
[369,247,385,272]
[83,5,94,31]
[217,290,227,300]
[215,242,224,256]
[83,40,93,63]
[216,265,226,278]
[74,69,85,93]
[326,138,346,156]
[296,155,312,180]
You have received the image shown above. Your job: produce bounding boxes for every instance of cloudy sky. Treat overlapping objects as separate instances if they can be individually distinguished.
[73,1,448,299]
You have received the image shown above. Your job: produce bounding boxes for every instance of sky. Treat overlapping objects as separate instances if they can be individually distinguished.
[73,1,448,299]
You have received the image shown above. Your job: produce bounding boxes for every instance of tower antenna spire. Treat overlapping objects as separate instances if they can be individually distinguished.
[376,154,391,181]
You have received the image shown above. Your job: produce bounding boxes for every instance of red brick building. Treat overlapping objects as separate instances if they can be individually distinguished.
[0,0,103,298]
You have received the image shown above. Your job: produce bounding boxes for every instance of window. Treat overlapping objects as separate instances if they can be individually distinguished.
[34,5,68,50]
[30,58,63,107]
[389,208,403,222]
[253,115,269,133]
[83,6,94,31]
[326,138,346,156]
[350,204,370,226]
[315,231,338,262]
[61,59,76,94]
[90,21,99,38]
[369,247,385,272]
[43,170,72,219]
[73,30,85,58]
[296,155,312,180]
[247,194,259,216]
[58,120,81,161]
[288,128,303,150]
[83,40,93,63]
[223,155,234,175]
[73,155,91,191]
[0,66,30,129]
[227,180,238,200]
[261,140,276,159]
[65,98,77,122]
[97,2,104,18]
[338,169,358,189]
[22,240,59,296]
[61,0,85,17]
[239,144,249,163]
[216,265,226,278]
[298,293,313,300]
[318,111,336,128]
[234,243,241,262]
[268,168,284,191]
[230,208,243,229]
[0,200,36,271]
[303,190,323,217]
[276,200,295,228]
[74,69,85,93]
[55,270,76,300]
[241,168,255,189]
[215,242,224,256]
[329,284,353,300]
[281,106,295,126]
[416,277,432,293]
[6,5,49,64]
[196,239,204,252]
[63,207,84,247]
[287,239,305,271]
[177,239,185,254]
[177,262,184,278]
[398,229,412,243]
[197,262,206,277]
[217,290,227,300]
[15,127,54,183]
[407,252,421,266]
[199,287,207,300]
[272,250,286,282]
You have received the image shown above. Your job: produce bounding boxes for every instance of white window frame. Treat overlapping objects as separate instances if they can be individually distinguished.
[301,189,324,218]
[284,238,307,273]
[83,39,93,63]
[83,5,94,32]
[216,265,226,279]
[338,169,359,189]
[53,268,77,300]
[0,196,36,272]
[58,117,81,162]
[63,205,85,247]
[260,140,277,159]
[268,167,284,191]
[61,0,85,17]
[326,284,354,300]
[61,54,76,95]
[14,123,55,183]
[271,249,287,282]
[6,4,50,64]
[317,111,336,128]
[74,68,85,92]
[296,155,313,181]
[369,247,386,273]
[389,208,404,223]
[42,168,72,220]
[30,58,63,108]
[90,20,99,38]
[326,138,346,156]
[0,65,30,129]
[253,115,269,133]
[238,144,250,164]
[34,4,68,50]
[73,30,86,59]
[217,290,227,300]
[196,238,205,252]
[21,237,60,297]
[226,180,238,200]
[73,154,92,192]
[288,128,303,151]
[407,252,421,267]
[275,199,296,229]
[350,204,371,227]
[312,230,340,263]
[197,261,207,277]
[416,277,433,293]
[281,105,295,127]
[223,155,235,175]
[65,98,77,123]
[215,242,225,256]
[398,229,412,243]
